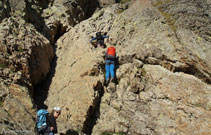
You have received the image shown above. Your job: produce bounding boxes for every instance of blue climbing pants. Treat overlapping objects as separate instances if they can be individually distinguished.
[105,60,115,81]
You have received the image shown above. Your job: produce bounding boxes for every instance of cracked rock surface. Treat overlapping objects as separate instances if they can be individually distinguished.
[0,0,211,135]
[0,0,98,134]
[45,0,211,135]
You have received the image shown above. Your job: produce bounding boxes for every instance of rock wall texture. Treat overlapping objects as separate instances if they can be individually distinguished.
[45,0,211,135]
[0,16,54,134]
[0,0,211,135]
[0,0,99,43]
[0,0,98,134]
[42,0,98,43]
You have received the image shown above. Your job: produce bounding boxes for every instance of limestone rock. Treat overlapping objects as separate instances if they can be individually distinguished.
[0,0,99,133]
[0,17,53,134]
[98,0,117,7]
[0,0,211,134]
[45,26,105,133]
[42,0,98,43]
[0,17,54,85]
[0,83,35,135]
[44,4,123,134]
[43,0,211,134]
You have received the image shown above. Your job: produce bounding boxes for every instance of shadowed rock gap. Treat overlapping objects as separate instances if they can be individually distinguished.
[33,44,58,108]
[24,0,51,40]
[174,63,211,84]
[119,54,210,84]
[137,56,211,84]
[82,81,104,134]
[84,0,100,17]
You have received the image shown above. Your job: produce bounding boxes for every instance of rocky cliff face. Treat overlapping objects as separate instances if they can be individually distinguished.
[45,0,211,135]
[0,0,211,135]
[0,16,53,134]
[0,0,98,134]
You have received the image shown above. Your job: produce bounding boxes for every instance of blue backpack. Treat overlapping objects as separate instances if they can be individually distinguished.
[36,109,49,133]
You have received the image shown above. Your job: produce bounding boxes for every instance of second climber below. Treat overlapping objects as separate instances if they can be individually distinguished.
[104,46,117,86]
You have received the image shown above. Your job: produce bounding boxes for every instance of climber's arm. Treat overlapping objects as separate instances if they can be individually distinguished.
[90,37,96,42]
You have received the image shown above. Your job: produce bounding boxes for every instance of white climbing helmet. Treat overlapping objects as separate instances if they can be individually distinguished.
[53,107,61,111]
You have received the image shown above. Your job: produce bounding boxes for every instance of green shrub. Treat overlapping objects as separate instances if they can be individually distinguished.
[158,8,176,32]
[193,103,211,111]
[0,63,8,68]
[18,47,24,52]
[101,131,127,135]
[117,9,124,14]
[120,0,131,4]
[101,131,113,135]
[141,68,147,77]
[207,104,211,111]
[13,10,24,17]
[152,0,176,33]
[152,0,171,7]
[0,98,4,107]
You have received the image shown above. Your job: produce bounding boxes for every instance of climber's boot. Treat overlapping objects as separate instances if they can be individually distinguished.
[104,79,109,87]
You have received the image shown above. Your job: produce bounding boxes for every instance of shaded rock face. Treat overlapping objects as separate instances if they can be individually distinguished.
[44,0,211,135]
[0,17,54,86]
[0,83,35,134]
[98,0,117,7]
[52,0,99,16]
[0,0,10,22]
[0,0,99,134]
[3,0,99,43]
[42,0,99,43]
[9,0,26,12]
[151,0,211,42]
[0,17,53,134]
